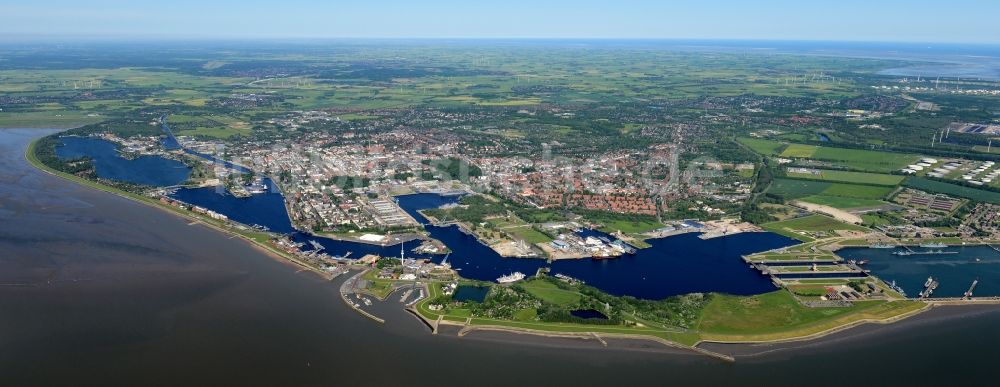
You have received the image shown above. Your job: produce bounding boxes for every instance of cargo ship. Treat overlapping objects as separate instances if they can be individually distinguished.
[496,272,526,284]
[919,242,947,248]
[894,249,957,256]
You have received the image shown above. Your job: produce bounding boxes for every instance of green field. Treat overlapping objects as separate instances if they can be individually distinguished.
[819,183,894,198]
[798,195,885,209]
[505,225,554,244]
[697,291,924,341]
[762,214,868,236]
[168,114,252,139]
[768,178,831,198]
[737,137,786,155]
[903,177,1000,205]
[769,179,893,201]
[698,291,859,334]
[761,139,921,173]
[520,280,582,306]
[0,111,104,128]
[779,144,818,158]
[786,169,904,186]
[809,147,920,172]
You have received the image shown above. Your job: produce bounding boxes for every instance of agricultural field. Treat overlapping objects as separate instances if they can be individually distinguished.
[0,110,104,128]
[903,177,1000,205]
[740,137,923,174]
[769,179,893,201]
[785,169,904,186]
[168,114,252,139]
[819,183,895,198]
[808,147,921,173]
[737,137,786,155]
[798,195,885,209]
[768,178,831,198]
[779,144,818,158]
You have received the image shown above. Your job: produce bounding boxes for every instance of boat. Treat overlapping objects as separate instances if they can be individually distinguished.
[308,240,324,251]
[919,242,947,248]
[870,243,896,249]
[857,259,870,265]
[888,280,907,297]
[920,277,939,298]
[894,249,956,256]
[496,272,526,284]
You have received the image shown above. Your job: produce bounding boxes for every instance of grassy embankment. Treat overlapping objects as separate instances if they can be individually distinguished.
[696,291,926,343]
[413,279,926,348]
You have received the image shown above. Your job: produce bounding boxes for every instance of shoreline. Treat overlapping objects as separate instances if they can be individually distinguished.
[698,303,1000,358]
[24,136,337,282]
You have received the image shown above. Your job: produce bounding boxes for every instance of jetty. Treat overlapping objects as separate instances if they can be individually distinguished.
[963,279,979,300]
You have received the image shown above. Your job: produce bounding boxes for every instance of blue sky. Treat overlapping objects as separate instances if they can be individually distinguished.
[1,0,997,43]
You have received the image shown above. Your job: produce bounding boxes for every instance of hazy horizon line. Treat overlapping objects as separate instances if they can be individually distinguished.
[0,34,998,46]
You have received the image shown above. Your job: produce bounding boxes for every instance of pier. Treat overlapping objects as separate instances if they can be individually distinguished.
[964,279,979,300]
[338,270,386,324]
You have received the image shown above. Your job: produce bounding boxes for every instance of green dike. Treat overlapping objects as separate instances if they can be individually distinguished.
[415,279,925,348]
[413,282,702,346]
[696,292,926,343]
[25,137,320,275]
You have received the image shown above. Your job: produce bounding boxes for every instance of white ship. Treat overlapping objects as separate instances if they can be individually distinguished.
[496,272,526,284]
